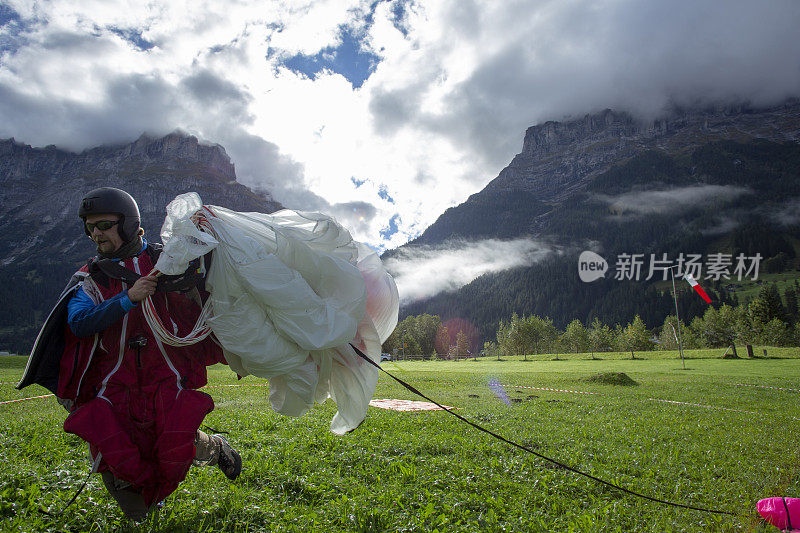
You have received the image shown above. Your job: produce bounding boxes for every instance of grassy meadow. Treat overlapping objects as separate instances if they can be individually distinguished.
[1,348,799,532]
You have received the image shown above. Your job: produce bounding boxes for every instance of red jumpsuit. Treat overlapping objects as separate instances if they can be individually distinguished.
[57,250,225,506]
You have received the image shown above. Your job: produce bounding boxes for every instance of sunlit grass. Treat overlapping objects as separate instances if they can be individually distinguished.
[1,350,798,532]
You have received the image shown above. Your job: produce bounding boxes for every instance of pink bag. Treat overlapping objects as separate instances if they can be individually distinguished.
[757,497,800,532]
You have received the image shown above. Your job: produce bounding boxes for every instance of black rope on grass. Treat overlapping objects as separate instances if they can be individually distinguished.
[39,469,92,517]
[202,425,230,435]
[351,344,741,517]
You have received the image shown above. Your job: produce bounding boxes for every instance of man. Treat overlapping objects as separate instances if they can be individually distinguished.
[17,187,241,522]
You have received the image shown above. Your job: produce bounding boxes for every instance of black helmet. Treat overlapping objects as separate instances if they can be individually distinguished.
[79,187,141,242]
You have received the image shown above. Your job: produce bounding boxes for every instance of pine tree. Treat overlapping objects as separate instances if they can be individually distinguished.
[758,284,787,323]
[783,286,798,324]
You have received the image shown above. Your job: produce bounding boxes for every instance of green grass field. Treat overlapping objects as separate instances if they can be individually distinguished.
[1,348,799,532]
[726,272,800,305]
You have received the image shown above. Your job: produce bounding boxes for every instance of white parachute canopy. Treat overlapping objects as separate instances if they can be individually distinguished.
[154,193,399,434]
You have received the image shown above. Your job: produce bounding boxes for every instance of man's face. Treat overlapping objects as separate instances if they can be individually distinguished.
[85,213,124,254]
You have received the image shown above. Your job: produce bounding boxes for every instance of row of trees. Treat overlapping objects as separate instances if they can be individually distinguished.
[383,282,800,358]
[485,313,652,359]
[659,282,800,350]
[382,314,475,358]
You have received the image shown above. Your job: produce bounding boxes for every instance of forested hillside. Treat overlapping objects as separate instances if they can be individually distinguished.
[397,138,800,344]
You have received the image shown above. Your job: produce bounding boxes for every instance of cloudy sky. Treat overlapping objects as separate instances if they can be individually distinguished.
[1,0,799,257]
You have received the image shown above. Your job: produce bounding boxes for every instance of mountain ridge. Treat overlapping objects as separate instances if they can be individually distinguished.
[399,100,800,249]
[391,100,800,345]
[490,100,800,203]
[1,131,237,181]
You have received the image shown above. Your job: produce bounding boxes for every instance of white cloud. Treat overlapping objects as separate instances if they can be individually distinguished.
[384,238,553,303]
[772,198,800,227]
[0,0,799,252]
[699,216,740,236]
[596,185,750,215]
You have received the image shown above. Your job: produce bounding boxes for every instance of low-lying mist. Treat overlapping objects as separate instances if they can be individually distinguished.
[384,238,554,303]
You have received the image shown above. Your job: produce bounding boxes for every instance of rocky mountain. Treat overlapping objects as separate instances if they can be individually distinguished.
[0,132,282,353]
[393,100,800,343]
[497,102,800,200]
[404,101,800,246]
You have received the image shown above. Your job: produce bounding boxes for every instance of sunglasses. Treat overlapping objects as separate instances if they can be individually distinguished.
[85,219,120,232]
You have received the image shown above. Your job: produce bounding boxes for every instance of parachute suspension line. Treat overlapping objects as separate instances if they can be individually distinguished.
[140,206,221,347]
[194,205,217,234]
[349,344,742,517]
[141,288,213,347]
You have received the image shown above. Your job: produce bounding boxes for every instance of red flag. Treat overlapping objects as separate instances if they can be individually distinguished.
[683,273,712,303]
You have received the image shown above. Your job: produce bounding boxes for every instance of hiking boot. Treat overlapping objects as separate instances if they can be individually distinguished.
[215,435,242,481]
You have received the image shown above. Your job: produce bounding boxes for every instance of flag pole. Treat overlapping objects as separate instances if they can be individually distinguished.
[669,265,686,370]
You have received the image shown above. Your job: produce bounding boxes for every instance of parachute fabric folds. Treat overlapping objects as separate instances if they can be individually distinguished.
[156,193,219,275]
[159,193,399,434]
[356,241,400,344]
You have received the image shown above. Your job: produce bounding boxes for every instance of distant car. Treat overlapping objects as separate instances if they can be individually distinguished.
[380,353,392,361]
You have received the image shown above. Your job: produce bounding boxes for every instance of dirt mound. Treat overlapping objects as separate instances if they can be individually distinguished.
[586,372,638,386]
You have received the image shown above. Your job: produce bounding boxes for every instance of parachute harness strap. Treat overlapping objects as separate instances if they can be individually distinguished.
[141,207,217,347]
[349,343,743,517]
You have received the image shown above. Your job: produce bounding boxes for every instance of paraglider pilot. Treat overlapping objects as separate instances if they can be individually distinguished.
[16,187,241,521]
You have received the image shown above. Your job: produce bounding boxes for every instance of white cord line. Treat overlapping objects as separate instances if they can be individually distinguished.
[141,285,212,347]
[141,208,219,347]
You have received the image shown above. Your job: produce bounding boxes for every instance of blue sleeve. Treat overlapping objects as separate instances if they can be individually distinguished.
[67,286,138,338]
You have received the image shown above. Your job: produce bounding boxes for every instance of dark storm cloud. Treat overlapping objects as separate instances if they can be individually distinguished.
[0,72,178,150]
[368,84,420,135]
[370,0,800,171]
[180,69,250,105]
[217,130,311,206]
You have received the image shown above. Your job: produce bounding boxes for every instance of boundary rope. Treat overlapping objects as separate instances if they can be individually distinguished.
[731,383,800,393]
[0,394,53,405]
